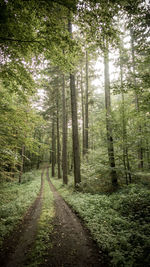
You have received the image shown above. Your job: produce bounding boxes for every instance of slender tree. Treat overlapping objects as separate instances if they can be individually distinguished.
[85,50,89,155]
[68,17,81,186]
[51,111,56,177]
[62,74,68,184]
[56,94,61,178]
[80,66,86,157]
[104,40,118,187]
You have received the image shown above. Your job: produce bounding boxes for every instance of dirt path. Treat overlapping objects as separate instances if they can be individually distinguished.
[0,168,108,267]
[45,168,108,267]
[0,169,44,267]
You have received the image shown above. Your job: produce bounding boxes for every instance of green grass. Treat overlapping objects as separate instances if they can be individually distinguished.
[0,169,41,247]
[27,177,55,267]
[52,178,150,267]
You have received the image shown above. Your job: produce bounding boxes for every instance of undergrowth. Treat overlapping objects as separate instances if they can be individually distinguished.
[0,169,41,247]
[52,178,150,267]
[27,177,54,267]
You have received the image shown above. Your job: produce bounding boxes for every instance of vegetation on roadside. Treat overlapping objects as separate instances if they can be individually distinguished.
[0,170,41,247]
[52,178,150,267]
[27,177,55,267]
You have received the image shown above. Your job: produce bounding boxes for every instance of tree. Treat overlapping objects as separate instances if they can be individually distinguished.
[62,74,68,184]
[68,18,81,186]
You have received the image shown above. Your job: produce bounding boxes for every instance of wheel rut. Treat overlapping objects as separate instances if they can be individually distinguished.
[45,167,107,267]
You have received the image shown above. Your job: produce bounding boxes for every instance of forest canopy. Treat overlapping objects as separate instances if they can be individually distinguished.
[0,0,150,187]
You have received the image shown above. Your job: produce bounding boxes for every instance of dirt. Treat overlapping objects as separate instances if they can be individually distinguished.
[44,168,108,267]
[0,169,44,267]
[0,168,108,267]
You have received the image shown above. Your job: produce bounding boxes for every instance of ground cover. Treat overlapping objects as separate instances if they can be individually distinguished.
[52,178,150,267]
[0,169,41,247]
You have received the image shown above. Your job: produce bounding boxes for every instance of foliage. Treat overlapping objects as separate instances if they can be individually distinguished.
[0,83,46,180]
[0,169,41,247]
[52,179,150,266]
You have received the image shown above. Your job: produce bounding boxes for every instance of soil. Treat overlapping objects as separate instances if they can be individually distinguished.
[44,168,108,267]
[0,168,108,267]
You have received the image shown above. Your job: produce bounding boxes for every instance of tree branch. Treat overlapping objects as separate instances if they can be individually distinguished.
[0,37,41,43]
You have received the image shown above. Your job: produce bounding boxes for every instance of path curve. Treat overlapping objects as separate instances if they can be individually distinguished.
[45,167,107,267]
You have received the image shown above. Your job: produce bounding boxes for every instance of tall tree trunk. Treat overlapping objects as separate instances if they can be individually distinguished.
[80,67,85,157]
[104,42,117,187]
[68,19,81,186]
[51,112,55,177]
[62,74,68,184]
[85,50,89,155]
[119,45,131,184]
[57,95,61,179]
[19,145,25,183]
[130,23,143,170]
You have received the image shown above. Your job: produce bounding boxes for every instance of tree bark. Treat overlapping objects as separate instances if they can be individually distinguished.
[51,112,56,177]
[85,50,89,155]
[57,95,61,179]
[68,19,81,186]
[70,73,81,185]
[104,42,118,187]
[130,23,143,170]
[62,74,68,184]
[80,67,85,157]
[119,45,131,184]
[19,145,25,183]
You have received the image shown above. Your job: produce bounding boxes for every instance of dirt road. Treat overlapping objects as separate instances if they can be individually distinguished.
[44,167,107,267]
[0,168,108,267]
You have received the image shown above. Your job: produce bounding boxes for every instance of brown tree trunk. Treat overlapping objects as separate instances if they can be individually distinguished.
[51,112,56,177]
[130,23,143,170]
[119,45,131,184]
[80,67,85,157]
[57,96,61,179]
[104,42,117,187]
[62,74,68,184]
[68,19,81,186]
[85,50,89,155]
[19,145,25,183]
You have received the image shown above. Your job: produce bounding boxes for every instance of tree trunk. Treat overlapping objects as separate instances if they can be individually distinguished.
[57,96,61,179]
[19,145,25,183]
[80,67,85,157]
[51,112,56,177]
[119,45,131,184]
[104,42,117,187]
[62,74,68,184]
[68,19,81,186]
[130,23,143,170]
[85,50,89,155]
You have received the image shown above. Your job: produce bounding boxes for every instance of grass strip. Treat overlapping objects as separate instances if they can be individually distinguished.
[27,177,55,267]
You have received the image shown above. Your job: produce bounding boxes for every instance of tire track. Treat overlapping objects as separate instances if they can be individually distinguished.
[46,167,107,267]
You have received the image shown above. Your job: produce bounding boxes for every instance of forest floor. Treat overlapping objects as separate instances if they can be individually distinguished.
[0,168,107,267]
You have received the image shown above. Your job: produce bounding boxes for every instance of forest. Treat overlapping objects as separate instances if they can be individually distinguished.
[0,0,150,266]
